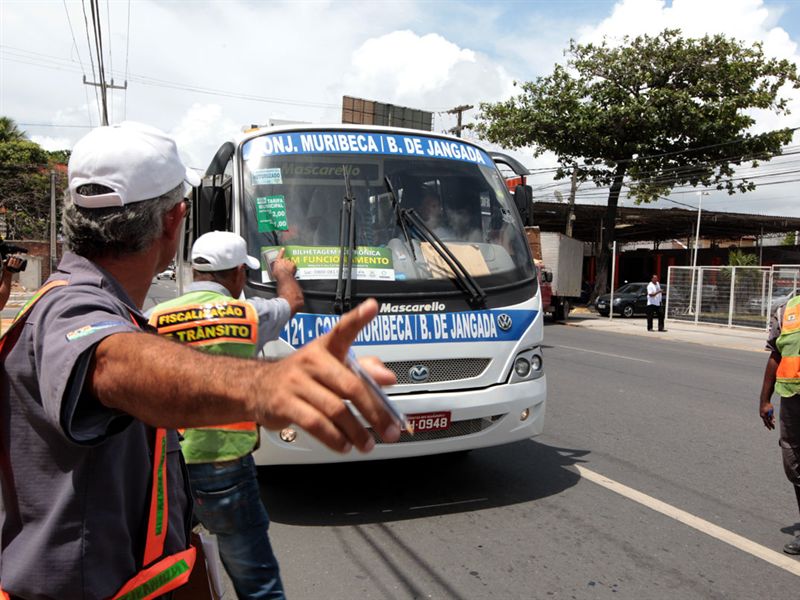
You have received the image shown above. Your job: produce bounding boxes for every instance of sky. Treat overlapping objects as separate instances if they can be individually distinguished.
[2,0,800,221]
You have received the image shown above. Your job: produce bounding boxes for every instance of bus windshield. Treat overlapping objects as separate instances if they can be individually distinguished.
[240,131,534,292]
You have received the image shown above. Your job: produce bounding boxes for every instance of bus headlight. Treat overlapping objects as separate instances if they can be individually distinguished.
[514,357,531,377]
[509,348,544,383]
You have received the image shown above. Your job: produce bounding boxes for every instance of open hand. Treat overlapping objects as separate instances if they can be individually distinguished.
[252,299,399,453]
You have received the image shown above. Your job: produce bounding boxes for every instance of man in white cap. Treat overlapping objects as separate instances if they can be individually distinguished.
[0,122,399,600]
[148,231,302,599]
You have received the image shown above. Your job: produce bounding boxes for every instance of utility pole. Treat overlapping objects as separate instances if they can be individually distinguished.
[83,76,127,126]
[565,163,578,237]
[50,171,57,274]
[447,105,473,138]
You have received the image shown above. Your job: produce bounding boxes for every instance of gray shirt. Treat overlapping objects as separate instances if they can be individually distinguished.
[766,295,798,353]
[182,280,291,349]
[767,303,784,353]
[0,253,191,599]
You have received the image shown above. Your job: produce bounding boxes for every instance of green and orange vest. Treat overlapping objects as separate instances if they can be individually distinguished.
[148,289,260,464]
[776,294,800,398]
[0,280,195,600]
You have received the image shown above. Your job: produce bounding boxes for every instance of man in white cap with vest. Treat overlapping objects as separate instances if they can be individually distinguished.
[0,121,400,599]
[149,231,302,599]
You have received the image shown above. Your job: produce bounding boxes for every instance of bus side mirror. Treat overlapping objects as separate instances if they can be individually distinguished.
[196,176,230,237]
[514,185,533,225]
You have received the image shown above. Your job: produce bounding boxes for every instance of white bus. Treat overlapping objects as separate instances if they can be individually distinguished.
[183,124,546,464]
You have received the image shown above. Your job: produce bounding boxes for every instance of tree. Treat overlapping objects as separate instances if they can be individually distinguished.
[476,29,799,296]
[0,124,68,240]
[0,116,27,142]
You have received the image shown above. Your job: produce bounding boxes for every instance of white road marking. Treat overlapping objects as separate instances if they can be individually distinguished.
[555,344,654,364]
[409,498,488,511]
[576,465,800,577]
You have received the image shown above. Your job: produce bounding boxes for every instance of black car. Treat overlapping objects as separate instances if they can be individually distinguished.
[595,282,664,318]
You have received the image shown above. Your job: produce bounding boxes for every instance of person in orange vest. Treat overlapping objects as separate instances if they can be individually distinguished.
[149,231,302,599]
[0,122,400,599]
[759,292,800,555]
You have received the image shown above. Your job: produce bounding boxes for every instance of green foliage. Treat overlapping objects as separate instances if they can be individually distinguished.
[0,126,67,240]
[727,248,759,266]
[781,231,797,246]
[0,116,27,143]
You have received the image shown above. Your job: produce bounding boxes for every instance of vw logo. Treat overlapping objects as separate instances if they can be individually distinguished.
[409,364,430,383]
[496,313,513,331]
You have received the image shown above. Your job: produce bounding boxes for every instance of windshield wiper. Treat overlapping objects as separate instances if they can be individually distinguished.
[383,176,416,261]
[404,208,486,307]
[383,177,485,307]
[334,166,357,314]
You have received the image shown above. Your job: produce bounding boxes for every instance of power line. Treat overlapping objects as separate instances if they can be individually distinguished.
[528,142,800,197]
[105,0,113,82]
[80,0,101,122]
[62,0,93,127]
[89,0,109,124]
[105,0,114,122]
[0,45,432,112]
[124,0,131,119]
[17,123,94,129]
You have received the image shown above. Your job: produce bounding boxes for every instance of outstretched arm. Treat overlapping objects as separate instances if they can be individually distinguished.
[759,350,780,430]
[90,299,399,453]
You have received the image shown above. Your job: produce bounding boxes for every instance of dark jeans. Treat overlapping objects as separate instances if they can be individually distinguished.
[187,455,285,599]
[646,304,665,331]
[779,396,800,516]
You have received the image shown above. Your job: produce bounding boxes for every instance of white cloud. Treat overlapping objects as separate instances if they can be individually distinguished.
[169,104,239,172]
[30,135,72,152]
[343,30,515,132]
[347,30,473,99]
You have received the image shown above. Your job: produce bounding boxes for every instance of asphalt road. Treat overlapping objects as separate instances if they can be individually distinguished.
[256,322,798,600]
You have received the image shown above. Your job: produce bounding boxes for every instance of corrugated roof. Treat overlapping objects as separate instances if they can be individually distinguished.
[531,201,800,243]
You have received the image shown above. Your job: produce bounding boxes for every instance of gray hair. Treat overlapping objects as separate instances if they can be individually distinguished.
[62,184,184,259]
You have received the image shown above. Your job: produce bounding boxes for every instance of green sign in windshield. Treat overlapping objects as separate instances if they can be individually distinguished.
[261,245,395,281]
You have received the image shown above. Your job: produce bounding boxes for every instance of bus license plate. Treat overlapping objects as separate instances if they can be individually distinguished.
[407,411,451,433]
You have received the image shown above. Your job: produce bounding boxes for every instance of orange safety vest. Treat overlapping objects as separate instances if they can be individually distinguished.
[776,295,800,397]
[0,280,195,599]
[148,294,259,455]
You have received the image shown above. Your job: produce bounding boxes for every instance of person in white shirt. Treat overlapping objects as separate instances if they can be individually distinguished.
[646,274,665,332]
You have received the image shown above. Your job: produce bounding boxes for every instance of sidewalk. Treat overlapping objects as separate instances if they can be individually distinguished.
[565,307,767,353]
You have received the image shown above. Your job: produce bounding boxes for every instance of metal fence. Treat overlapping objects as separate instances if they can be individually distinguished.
[666,265,783,329]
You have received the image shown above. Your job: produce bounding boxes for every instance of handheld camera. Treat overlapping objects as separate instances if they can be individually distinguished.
[0,240,28,273]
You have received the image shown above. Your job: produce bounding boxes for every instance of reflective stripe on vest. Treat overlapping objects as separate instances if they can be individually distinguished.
[0,279,195,598]
[776,295,800,397]
[149,291,259,462]
[148,295,258,350]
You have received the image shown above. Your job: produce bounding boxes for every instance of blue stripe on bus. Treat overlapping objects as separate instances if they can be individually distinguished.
[243,131,491,166]
[280,309,537,348]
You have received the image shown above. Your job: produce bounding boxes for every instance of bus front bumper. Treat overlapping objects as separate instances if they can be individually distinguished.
[251,376,547,465]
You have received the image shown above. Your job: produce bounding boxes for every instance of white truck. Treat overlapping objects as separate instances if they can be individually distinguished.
[525,228,584,321]
[182,124,547,464]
